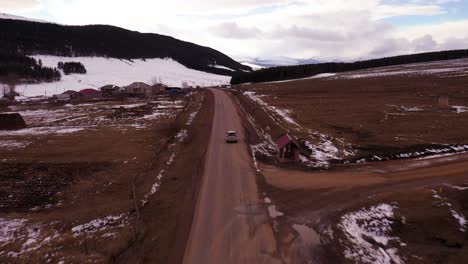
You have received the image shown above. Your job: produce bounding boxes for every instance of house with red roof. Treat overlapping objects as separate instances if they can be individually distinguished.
[277,133,307,162]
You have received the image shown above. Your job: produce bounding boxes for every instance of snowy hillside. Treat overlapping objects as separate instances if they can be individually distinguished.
[16,56,231,97]
[241,62,264,71]
[0,13,50,24]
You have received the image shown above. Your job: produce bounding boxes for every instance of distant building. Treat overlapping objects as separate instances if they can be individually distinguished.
[125,82,154,98]
[63,90,80,98]
[100,85,122,97]
[166,87,183,95]
[152,83,167,95]
[79,88,102,100]
[51,93,71,103]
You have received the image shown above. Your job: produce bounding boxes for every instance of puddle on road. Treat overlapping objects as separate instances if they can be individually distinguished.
[235,204,265,216]
[292,224,320,247]
[268,205,284,219]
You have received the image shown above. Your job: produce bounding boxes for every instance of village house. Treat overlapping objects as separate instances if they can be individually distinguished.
[63,90,80,99]
[166,87,184,96]
[100,85,123,97]
[79,88,102,100]
[50,93,71,103]
[152,83,167,95]
[125,82,154,98]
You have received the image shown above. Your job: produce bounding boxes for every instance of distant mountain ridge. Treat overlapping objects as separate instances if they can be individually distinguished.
[0,15,251,76]
[231,49,468,84]
[239,57,321,69]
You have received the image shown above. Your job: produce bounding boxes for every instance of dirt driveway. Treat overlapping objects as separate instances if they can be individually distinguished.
[183,89,280,264]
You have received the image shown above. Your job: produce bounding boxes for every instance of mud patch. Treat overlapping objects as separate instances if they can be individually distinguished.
[0,162,108,211]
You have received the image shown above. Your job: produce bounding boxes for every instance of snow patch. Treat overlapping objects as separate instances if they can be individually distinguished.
[72,214,128,236]
[176,130,188,142]
[303,130,355,168]
[310,73,337,79]
[453,106,468,113]
[338,67,468,79]
[141,151,177,206]
[0,218,59,258]
[267,205,284,219]
[445,184,468,191]
[210,64,235,71]
[244,91,299,127]
[0,140,30,149]
[339,203,404,264]
[0,126,84,136]
[432,190,467,232]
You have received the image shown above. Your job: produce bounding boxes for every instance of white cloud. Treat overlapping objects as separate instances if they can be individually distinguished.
[0,0,40,12]
[211,22,261,39]
[3,0,467,61]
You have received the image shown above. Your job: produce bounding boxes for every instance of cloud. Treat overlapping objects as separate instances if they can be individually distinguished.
[4,0,468,61]
[441,37,468,50]
[373,4,445,19]
[211,22,261,39]
[0,0,40,12]
[412,34,438,52]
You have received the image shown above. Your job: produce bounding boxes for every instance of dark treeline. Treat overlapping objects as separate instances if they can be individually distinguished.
[231,49,468,84]
[0,19,251,76]
[61,62,87,75]
[0,52,61,83]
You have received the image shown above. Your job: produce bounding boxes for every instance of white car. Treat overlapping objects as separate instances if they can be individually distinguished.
[226,130,238,143]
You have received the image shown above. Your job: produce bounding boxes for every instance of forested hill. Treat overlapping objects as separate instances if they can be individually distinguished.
[231,49,468,84]
[0,18,251,76]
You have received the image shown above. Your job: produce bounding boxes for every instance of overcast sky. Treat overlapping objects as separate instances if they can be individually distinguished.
[3,0,468,61]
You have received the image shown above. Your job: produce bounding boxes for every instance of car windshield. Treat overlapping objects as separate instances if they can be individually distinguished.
[228,132,236,136]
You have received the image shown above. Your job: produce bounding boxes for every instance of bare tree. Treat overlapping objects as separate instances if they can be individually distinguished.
[132,174,141,239]
[5,74,18,102]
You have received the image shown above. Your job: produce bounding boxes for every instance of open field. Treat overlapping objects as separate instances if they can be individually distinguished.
[232,58,468,168]
[0,91,210,263]
[229,59,468,263]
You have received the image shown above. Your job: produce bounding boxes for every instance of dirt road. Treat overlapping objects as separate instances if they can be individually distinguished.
[183,89,280,264]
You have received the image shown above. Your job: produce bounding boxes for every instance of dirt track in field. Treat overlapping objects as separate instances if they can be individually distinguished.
[183,89,280,264]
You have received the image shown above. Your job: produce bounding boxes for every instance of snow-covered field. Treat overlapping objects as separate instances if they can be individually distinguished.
[257,58,468,84]
[332,58,468,80]
[16,56,231,97]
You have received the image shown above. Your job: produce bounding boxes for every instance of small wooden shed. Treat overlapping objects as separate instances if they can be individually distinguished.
[277,134,306,162]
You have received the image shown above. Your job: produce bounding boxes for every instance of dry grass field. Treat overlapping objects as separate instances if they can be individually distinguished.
[230,59,468,263]
[0,91,210,263]
[233,59,468,167]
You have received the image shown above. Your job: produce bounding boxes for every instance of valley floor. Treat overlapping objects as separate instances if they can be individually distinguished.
[1,58,468,264]
[0,90,212,263]
[228,60,468,263]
